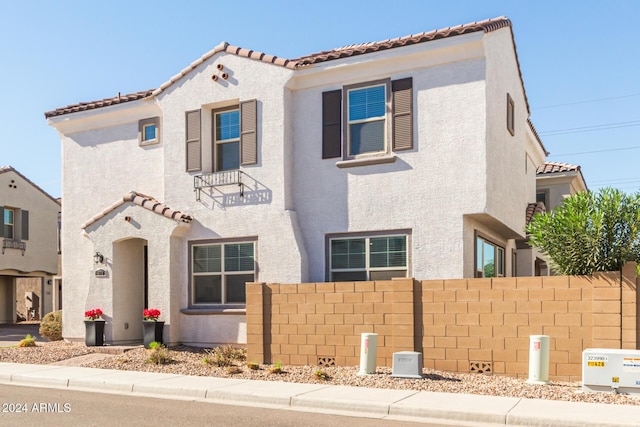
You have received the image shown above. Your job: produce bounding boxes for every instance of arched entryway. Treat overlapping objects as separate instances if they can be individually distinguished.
[111,237,147,344]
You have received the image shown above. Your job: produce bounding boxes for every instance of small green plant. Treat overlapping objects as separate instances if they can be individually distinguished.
[39,310,62,341]
[314,369,330,380]
[246,361,260,370]
[18,334,36,348]
[203,345,247,367]
[269,360,283,374]
[146,342,172,365]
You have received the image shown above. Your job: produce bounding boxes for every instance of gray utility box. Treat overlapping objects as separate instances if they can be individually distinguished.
[582,348,640,395]
[391,351,423,379]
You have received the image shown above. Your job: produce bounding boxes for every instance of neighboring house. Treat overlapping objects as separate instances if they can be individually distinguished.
[46,16,548,346]
[536,161,588,211]
[0,167,61,323]
[517,162,588,276]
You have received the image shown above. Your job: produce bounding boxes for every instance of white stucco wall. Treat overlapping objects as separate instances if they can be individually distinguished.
[483,29,536,238]
[291,34,490,281]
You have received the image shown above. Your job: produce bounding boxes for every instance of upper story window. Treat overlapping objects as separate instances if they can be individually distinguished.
[476,235,505,278]
[329,234,408,281]
[4,208,14,239]
[214,108,241,171]
[186,100,257,173]
[191,240,255,305]
[1,206,28,242]
[347,84,386,156]
[139,117,160,146]
[322,77,413,163]
[507,94,515,136]
[536,191,548,207]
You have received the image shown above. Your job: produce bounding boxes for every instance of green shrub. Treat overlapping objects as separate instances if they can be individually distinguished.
[269,360,283,374]
[314,369,330,380]
[18,334,36,347]
[146,342,172,365]
[246,361,260,370]
[203,345,246,367]
[39,310,62,341]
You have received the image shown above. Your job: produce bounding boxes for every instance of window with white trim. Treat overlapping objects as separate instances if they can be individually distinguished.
[139,117,160,146]
[214,108,241,171]
[3,208,14,239]
[347,84,387,156]
[192,241,254,304]
[330,235,407,281]
[476,236,505,278]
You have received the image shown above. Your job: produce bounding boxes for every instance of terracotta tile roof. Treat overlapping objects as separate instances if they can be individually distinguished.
[536,162,581,175]
[81,191,192,230]
[0,166,60,204]
[293,17,511,66]
[526,201,546,224]
[46,17,517,118]
[44,90,155,118]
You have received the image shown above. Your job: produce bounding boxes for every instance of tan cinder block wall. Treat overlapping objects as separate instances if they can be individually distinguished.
[246,278,415,367]
[246,264,638,382]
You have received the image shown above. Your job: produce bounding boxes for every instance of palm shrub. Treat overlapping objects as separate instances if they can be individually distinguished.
[39,310,63,341]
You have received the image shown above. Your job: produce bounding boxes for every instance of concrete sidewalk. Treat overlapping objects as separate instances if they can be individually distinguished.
[0,363,639,426]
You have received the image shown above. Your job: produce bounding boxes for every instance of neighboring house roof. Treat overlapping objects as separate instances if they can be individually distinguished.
[0,166,60,204]
[526,201,546,224]
[45,16,520,119]
[81,191,192,230]
[536,162,581,175]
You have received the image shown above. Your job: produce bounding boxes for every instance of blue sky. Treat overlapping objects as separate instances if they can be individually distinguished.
[1,0,639,198]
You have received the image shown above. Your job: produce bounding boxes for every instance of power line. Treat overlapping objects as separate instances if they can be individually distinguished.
[548,146,640,157]
[539,120,640,136]
[533,93,640,110]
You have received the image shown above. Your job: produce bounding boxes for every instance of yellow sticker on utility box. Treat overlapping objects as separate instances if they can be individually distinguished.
[586,355,608,367]
[587,361,605,367]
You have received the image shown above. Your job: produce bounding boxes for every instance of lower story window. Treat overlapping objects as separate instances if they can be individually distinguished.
[476,236,505,278]
[192,241,255,304]
[330,235,407,281]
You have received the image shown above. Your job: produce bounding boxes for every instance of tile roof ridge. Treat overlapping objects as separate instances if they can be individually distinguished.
[81,191,192,231]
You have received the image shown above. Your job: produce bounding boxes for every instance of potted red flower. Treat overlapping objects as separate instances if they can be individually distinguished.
[142,308,164,348]
[84,308,105,346]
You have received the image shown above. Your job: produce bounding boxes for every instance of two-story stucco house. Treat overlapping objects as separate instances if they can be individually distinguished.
[0,167,61,323]
[46,16,548,346]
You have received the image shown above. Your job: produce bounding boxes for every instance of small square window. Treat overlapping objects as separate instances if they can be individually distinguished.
[139,117,160,146]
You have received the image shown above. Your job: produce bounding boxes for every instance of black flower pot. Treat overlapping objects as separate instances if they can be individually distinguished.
[142,321,164,348]
[84,320,105,346]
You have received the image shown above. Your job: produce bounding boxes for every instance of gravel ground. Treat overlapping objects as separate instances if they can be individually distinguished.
[1,341,639,406]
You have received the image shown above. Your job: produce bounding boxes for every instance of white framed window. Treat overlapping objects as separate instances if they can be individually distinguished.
[3,208,14,239]
[476,236,505,278]
[191,241,255,305]
[345,81,389,157]
[139,117,160,146]
[214,108,240,171]
[329,234,408,281]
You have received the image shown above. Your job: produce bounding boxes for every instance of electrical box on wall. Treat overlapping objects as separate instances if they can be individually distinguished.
[582,348,640,395]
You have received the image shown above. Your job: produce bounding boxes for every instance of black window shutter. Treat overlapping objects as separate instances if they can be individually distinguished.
[392,77,413,151]
[0,206,4,238]
[21,210,28,241]
[322,90,342,159]
[186,110,202,172]
[240,99,258,166]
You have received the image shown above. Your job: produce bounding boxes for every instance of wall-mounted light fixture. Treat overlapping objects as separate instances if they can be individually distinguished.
[93,252,104,264]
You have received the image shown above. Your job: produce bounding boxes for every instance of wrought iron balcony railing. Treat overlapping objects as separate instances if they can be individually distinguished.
[2,239,26,255]
[194,170,244,201]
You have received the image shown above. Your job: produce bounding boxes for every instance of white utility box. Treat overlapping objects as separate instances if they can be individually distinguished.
[391,351,423,379]
[582,348,640,395]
